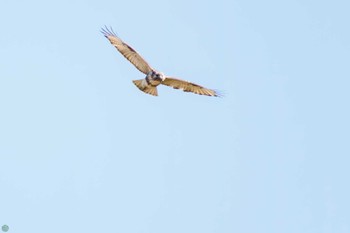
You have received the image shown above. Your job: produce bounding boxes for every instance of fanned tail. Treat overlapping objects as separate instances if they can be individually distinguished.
[132,79,158,96]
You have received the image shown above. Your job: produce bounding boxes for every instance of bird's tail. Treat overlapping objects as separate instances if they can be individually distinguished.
[132,79,158,96]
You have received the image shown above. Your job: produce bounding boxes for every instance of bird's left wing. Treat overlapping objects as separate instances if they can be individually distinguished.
[101,27,153,75]
[162,77,220,97]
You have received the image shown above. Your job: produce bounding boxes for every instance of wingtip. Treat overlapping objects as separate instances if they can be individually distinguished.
[100,25,118,38]
[214,89,225,98]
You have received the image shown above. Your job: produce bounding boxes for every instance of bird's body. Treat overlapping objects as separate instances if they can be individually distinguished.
[101,27,220,97]
[145,70,165,86]
[132,70,165,96]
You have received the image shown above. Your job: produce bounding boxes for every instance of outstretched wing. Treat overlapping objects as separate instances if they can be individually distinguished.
[162,77,220,97]
[101,27,153,74]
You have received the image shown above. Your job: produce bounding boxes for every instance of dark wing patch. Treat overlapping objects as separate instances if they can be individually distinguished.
[101,26,153,74]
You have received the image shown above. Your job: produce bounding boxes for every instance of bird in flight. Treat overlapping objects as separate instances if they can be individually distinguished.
[101,27,220,97]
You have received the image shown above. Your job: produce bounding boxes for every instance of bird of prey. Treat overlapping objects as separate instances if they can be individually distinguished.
[101,27,220,97]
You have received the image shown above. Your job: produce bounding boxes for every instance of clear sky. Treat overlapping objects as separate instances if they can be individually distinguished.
[1,0,349,232]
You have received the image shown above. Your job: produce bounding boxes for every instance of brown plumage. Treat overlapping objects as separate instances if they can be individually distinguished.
[101,26,221,97]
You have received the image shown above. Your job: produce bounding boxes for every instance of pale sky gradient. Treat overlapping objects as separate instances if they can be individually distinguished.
[1,0,350,232]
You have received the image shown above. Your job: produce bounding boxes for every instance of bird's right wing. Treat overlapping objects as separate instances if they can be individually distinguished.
[101,27,153,75]
[162,77,220,97]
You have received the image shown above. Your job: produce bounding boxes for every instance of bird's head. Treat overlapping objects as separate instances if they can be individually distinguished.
[152,71,165,81]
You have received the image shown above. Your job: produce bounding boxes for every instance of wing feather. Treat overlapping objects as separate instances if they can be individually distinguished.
[101,27,153,74]
[162,77,220,97]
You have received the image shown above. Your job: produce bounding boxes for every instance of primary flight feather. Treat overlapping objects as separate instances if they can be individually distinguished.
[101,27,220,97]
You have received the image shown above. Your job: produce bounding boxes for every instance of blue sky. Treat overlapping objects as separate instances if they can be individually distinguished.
[1,0,349,232]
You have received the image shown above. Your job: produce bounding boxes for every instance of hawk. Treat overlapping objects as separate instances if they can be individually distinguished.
[101,27,220,97]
